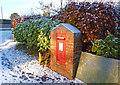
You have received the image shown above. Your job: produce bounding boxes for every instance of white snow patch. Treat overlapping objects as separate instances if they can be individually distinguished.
[0,31,86,84]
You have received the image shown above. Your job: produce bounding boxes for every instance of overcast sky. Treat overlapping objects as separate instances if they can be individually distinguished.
[0,0,119,19]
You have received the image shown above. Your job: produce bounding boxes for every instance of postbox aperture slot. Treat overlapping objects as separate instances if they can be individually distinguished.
[57,37,65,40]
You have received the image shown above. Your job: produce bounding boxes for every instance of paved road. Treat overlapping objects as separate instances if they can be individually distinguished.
[0,28,12,44]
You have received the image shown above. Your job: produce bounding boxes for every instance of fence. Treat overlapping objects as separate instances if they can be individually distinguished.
[0,19,11,24]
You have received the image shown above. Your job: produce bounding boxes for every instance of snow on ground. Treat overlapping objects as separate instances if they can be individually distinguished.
[0,30,86,84]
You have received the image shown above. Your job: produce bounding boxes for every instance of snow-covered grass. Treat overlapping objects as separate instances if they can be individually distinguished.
[0,32,86,84]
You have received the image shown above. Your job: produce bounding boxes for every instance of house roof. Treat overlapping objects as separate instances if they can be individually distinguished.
[52,23,81,33]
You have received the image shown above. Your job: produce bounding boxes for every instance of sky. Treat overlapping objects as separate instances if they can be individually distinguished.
[0,0,119,19]
[0,0,63,19]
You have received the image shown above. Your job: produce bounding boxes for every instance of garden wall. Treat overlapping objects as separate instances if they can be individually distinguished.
[76,52,120,84]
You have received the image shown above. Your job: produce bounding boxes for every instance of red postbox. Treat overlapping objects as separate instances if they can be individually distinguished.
[56,33,66,64]
[50,23,82,80]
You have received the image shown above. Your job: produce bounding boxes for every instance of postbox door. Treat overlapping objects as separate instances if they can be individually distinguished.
[56,33,66,64]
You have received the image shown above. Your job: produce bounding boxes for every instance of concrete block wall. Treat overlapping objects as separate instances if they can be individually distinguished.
[76,52,120,83]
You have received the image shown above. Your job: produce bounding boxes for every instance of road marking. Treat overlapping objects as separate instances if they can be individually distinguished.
[0,40,20,50]
[0,39,14,47]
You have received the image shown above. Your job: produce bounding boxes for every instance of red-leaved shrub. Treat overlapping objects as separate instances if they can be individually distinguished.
[51,2,120,52]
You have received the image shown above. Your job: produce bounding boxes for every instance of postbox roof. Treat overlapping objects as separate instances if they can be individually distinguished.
[52,23,81,33]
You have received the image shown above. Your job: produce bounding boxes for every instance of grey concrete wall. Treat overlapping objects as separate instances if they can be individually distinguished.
[76,52,120,84]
